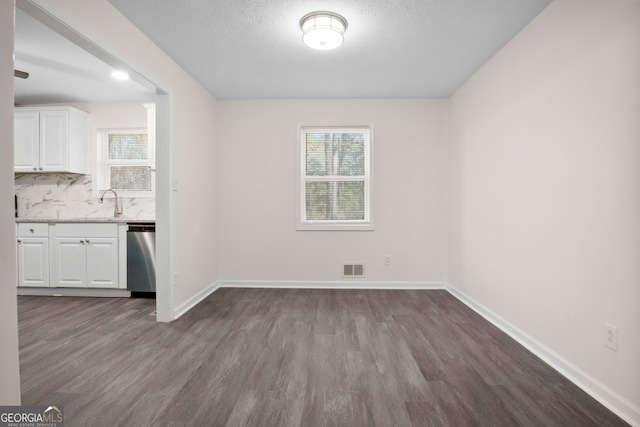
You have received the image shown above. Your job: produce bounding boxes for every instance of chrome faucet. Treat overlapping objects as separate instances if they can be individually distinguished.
[99,189,123,217]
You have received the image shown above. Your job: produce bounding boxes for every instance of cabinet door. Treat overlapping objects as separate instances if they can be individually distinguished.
[52,238,87,288]
[14,111,40,172]
[40,110,69,171]
[17,238,49,287]
[86,238,119,288]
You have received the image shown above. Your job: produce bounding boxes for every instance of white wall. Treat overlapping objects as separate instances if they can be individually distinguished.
[449,0,640,422]
[217,99,448,284]
[173,93,217,307]
[0,0,21,404]
[41,0,219,316]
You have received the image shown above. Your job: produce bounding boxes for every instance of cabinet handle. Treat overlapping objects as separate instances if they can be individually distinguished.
[29,228,34,233]
[80,240,85,244]
[85,239,90,243]
[39,167,43,171]
[17,239,21,243]
[33,167,37,171]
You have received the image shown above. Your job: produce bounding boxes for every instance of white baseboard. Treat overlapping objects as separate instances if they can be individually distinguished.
[446,284,640,427]
[173,282,220,320]
[17,287,131,298]
[217,280,447,290]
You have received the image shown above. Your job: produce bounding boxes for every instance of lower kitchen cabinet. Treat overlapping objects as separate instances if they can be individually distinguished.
[18,237,49,288]
[17,223,50,287]
[50,223,120,289]
[17,222,125,290]
[17,238,49,287]
[52,237,118,288]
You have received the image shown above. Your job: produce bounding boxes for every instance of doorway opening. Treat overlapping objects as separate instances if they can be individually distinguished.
[14,0,173,321]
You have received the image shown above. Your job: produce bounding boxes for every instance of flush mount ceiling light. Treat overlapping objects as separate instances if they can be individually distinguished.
[299,11,348,50]
[111,70,129,81]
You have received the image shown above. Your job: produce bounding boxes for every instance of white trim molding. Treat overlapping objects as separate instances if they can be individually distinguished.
[217,280,447,290]
[17,287,130,298]
[173,281,220,320]
[446,284,640,427]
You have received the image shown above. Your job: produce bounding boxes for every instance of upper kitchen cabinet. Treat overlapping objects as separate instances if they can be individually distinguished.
[14,106,89,174]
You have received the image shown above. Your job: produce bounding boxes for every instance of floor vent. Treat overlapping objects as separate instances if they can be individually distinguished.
[343,264,365,278]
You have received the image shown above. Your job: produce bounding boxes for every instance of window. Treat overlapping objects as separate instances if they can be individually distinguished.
[97,129,155,197]
[298,126,373,230]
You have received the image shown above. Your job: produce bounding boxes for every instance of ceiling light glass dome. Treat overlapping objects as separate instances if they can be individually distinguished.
[299,11,348,50]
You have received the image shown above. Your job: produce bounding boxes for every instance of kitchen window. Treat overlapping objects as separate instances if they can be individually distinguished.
[297,126,373,230]
[96,129,155,197]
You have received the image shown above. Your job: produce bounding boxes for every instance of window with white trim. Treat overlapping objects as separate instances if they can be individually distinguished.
[97,129,155,197]
[298,126,373,230]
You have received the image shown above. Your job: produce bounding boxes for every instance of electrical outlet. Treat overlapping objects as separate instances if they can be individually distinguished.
[384,255,391,266]
[604,323,618,351]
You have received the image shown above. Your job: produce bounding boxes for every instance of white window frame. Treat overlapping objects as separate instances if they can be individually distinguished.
[297,124,374,231]
[96,128,156,198]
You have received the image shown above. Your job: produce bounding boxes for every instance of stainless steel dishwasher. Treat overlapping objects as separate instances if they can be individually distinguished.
[127,223,156,295]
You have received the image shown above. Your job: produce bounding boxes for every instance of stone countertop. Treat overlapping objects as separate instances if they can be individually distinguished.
[16,218,155,224]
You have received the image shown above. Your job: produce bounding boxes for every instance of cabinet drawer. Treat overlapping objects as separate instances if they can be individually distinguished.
[17,223,49,237]
[52,223,118,238]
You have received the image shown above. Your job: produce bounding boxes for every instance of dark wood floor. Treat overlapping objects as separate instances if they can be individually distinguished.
[18,288,628,427]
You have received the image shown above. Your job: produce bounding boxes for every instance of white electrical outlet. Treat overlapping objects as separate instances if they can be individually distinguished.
[384,255,391,266]
[604,323,618,351]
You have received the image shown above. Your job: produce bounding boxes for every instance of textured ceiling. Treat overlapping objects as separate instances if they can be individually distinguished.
[107,0,552,99]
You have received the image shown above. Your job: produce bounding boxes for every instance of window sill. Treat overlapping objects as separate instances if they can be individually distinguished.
[297,222,374,231]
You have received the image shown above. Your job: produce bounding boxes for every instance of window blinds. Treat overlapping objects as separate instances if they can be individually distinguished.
[304,132,367,221]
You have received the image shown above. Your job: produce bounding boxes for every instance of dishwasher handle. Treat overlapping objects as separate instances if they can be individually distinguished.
[128,225,155,232]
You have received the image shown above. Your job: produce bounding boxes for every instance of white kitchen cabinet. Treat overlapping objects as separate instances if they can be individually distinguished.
[86,238,119,288]
[14,110,39,172]
[53,238,85,287]
[51,223,119,289]
[14,106,89,173]
[16,223,49,287]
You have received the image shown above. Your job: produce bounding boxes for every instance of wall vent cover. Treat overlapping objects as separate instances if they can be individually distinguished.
[343,264,365,278]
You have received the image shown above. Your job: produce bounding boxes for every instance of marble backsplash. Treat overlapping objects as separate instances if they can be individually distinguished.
[15,173,155,220]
